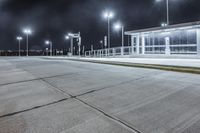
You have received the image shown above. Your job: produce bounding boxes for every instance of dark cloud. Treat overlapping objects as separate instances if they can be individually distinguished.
[0,0,199,50]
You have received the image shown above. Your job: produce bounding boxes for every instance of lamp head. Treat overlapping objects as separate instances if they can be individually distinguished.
[23,28,32,34]
[114,22,123,31]
[16,36,23,40]
[45,40,50,45]
[65,35,70,40]
[161,22,168,27]
[103,11,114,19]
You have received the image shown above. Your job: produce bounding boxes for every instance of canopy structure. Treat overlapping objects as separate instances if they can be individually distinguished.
[125,21,200,55]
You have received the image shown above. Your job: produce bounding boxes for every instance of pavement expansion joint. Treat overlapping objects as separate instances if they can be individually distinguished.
[0,72,77,87]
[41,78,73,97]
[75,97,141,133]
[74,75,148,98]
[0,97,69,119]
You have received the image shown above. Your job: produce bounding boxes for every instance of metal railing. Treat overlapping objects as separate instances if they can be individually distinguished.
[85,46,133,57]
[85,45,198,57]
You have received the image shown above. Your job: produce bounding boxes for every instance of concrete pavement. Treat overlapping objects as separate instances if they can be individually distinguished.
[0,57,200,133]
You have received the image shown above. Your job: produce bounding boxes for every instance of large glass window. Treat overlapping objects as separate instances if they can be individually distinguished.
[134,28,198,55]
[170,29,197,45]
[180,31,187,44]
[171,31,180,45]
[154,37,159,45]
[187,30,197,44]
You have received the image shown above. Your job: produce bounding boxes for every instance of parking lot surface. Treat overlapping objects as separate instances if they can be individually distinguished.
[0,57,200,133]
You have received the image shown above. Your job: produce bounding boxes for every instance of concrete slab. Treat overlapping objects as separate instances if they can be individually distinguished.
[0,80,68,116]
[21,64,80,78]
[3,58,84,78]
[79,72,200,133]
[0,70,36,85]
[149,72,200,84]
[0,60,19,72]
[44,64,158,96]
[115,85,200,133]
[0,99,135,133]
[181,118,200,133]
[0,59,36,85]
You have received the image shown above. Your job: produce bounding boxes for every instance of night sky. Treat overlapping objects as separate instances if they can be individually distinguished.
[0,0,199,51]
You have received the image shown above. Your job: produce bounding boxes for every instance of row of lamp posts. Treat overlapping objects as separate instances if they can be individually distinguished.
[102,10,125,56]
[16,30,82,57]
[16,28,32,57]
[100,0,171,56]
[16,0,171,57]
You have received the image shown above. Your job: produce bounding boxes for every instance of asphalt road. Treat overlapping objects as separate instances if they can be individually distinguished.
[0,57,200,133]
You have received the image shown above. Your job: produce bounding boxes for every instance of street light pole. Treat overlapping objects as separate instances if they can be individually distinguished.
[77,32,81,57]
[156,0,170,25]
[73,46,75,55]
[100,40,103,58]
[103,11,114,50]
[121,26,124,48]
[45,40,53,56]
[23,28,32,56]
[114,22,124,55]
[17,36,22,57]
[100,40,103,50]
[19,39,21,56]
[50,42,53,56]
[91,45,93,51]
[82,45,85,55]
[107,17,110,49]
[121,25,124,55]
[78,37,81,57]
[26,34,29,56]
[70,38,73,55]
[166,0,169,25]
[104,36,107,57]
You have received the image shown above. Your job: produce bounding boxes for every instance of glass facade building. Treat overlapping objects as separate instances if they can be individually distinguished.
[125,21,200,55]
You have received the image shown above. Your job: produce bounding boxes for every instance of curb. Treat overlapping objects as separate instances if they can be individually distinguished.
[43,57,200,74]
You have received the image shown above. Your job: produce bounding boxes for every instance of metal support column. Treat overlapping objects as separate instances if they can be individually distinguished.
[197,29,200,55]
[142,35,145,55]
[136,35,140,54]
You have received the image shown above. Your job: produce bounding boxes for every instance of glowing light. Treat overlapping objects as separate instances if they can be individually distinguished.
[45,40,50,45]
[16,36,23,40]
[68,33,73,36]
[103,11,114,19]
[161,23,168,27]
[65,35,70,40]
[23,28,32,34]
[114,22,123,30]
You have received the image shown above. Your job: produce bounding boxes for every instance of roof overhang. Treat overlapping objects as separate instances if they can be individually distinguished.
[125,21,200,36]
